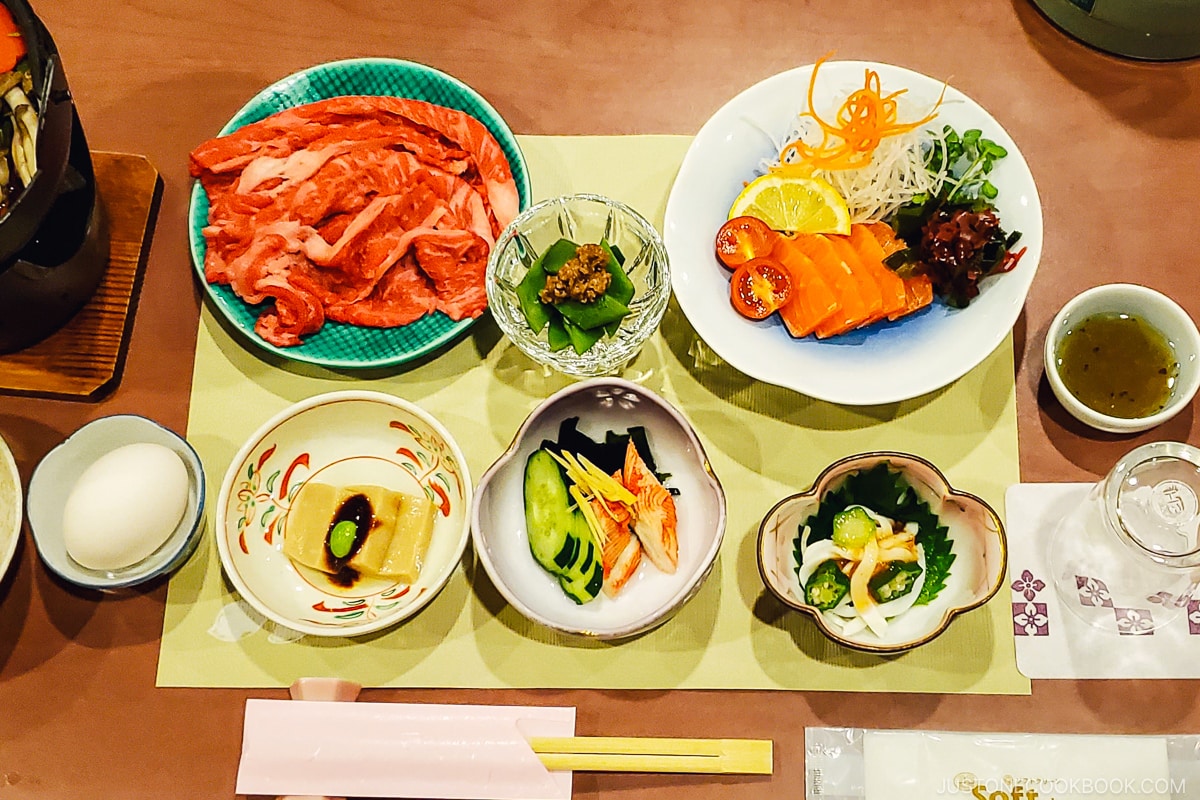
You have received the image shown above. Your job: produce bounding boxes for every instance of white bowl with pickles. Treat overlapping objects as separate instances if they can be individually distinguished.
[471,378,726,639]
[485,194,671,377]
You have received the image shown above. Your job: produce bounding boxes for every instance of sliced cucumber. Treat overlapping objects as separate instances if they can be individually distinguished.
[523,447,605,604]
[552,532,581,573]
[560,558,604,604]
[558,510,602,603]
[523,449,575,572]
[560,532,596,583]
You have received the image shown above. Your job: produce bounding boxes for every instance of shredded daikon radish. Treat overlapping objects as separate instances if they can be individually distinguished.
[809,126,950,223]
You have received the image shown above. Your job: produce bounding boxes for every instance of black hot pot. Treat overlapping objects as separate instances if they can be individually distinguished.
[0,0,107,354]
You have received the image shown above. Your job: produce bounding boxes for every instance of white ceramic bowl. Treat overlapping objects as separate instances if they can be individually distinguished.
[1044,283,1200,434]
[215,391,471,637]
[471,378,726,639]
[26,415,206,591]
[757,451,1006,653]
[0,431,21,585]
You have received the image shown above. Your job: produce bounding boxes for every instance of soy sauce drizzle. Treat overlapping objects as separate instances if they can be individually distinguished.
[323,492,373,587]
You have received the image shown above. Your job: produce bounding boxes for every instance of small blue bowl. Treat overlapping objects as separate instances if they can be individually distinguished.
[27,415,206,591]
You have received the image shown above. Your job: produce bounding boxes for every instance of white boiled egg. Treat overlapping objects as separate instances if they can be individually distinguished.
[62,442,190,571]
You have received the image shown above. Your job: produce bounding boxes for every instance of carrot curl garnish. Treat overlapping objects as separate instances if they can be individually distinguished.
[780,54,946,172]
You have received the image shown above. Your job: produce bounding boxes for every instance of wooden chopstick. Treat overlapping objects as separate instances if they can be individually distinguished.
[528,736,773,774]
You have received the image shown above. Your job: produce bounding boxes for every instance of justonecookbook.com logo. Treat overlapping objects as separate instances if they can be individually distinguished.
[939,773,1185,798]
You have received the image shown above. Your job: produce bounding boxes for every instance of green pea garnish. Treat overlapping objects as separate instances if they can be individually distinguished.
[328,520,357,559]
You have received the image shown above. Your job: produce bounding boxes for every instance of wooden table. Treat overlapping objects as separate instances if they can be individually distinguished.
[3,1,1199,797]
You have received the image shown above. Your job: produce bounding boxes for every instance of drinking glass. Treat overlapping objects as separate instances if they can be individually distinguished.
[1047,442,1200,634]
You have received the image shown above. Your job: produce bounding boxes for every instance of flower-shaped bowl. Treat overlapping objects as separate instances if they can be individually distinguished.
[215,391,471,637]
[757,451,1006,653]
[471,378,725,639]
[486,194,670,377]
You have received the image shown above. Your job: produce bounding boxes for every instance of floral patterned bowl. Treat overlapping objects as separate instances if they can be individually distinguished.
[215,391,471,637]
[757,451,1007,653]
[472,377,726,639]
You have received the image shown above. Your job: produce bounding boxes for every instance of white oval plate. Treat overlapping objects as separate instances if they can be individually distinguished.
[664,61,1042,405]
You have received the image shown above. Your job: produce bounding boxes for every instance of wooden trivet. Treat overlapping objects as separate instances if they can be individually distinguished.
[0,151,162,400]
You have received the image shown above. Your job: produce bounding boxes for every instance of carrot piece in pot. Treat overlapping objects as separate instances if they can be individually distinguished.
[0,7,25,73]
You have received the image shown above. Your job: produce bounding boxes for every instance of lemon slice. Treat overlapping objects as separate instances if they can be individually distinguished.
[729,174,851,235]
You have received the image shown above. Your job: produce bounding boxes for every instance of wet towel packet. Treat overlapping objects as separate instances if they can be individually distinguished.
[806,728,1200,800]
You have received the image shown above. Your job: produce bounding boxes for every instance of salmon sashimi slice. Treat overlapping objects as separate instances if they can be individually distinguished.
[893,273,934,319]
[849,225,902,311]
[864,221,907,257]
[809,234,886,338]
[824,235,890,332]
[770,237,838,337]
[848,224,907,320]
[859,221,935,321]
[788,233,870,333]
[622,441,678,575]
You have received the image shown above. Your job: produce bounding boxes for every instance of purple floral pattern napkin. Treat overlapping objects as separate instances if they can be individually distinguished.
[1005,483,1200,679]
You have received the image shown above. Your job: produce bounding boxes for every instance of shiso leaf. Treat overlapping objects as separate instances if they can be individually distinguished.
[794,462,953,606]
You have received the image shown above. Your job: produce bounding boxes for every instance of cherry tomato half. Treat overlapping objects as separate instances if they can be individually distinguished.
[715,216,776,269]
[730,258,793,320]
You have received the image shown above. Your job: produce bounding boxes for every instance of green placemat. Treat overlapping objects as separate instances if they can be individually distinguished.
[159,135,1028,693]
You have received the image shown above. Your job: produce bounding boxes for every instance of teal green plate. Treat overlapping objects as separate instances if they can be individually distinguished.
[188,58,531,369]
